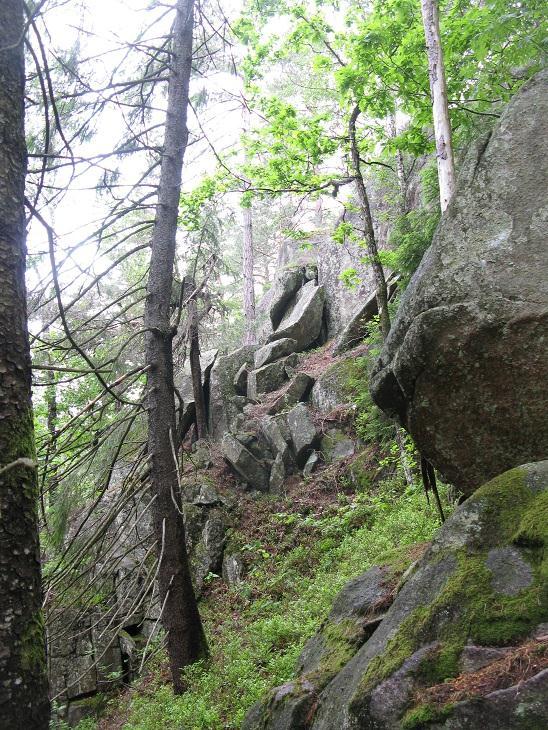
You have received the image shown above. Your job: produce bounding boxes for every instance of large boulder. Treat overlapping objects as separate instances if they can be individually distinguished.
[287,403,318,465]
[371,71,548,495]
[242,554,421,730]
[254,338,298,369]
[269,267,306,329]
[208,345,257,441]
[260,416,295,471]
[221,433,270,491]
[183,501,227,594]
[247,355,298,401]
[267,372,315,415]
[310,357,354,415]
[306,461,548,729]
[268,281,326,351]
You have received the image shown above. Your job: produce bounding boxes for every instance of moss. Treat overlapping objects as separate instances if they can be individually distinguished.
[513,490,548,547]
[352,468,547,711]
[401,702,454,729]
[414,644,462,687]
[21,610,47,674]
[474,466,532,544]
[1,406,38,502]
[306,619,364,687]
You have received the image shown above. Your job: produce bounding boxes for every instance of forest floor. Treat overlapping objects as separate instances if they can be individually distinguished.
[95,415,449,730]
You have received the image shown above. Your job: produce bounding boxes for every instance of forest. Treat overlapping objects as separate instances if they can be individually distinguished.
[0,0,546,728]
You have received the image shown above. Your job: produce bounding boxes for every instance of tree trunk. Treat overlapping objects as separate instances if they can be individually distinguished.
[348,105,391,339]
[143,0,207,694]
[242,203,256,344]
[420,0,456,212]
[0,1,50,725]
[44,350,58,502]
[187,287,207,440]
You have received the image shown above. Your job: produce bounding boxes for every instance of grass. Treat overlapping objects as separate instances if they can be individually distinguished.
[102,476,449,730]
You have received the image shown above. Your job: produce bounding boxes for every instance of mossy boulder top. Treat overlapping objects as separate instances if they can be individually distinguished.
[370,70,548,495]
[244,461,548,730]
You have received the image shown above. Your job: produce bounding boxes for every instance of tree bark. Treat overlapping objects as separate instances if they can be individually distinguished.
[242,203,256,344]
[0,1,50,725]
[420,0,456,212]
[186,283,208,440]
[144,0,207,694]
[348,105,391,339]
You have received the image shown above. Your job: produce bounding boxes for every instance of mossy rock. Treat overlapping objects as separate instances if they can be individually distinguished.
[309,357,357,415]
[305,461,548,730]
[242,554,420,730]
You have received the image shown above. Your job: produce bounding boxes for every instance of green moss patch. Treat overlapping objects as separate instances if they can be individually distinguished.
[352,466,548,724]
[21,610,47,674]
[401,702,454,730]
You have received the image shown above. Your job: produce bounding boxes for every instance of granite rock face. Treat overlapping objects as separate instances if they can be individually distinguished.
[371,71,548,495]
[267,372,315,415]
[310,357,353,415]
[247,355,298,401]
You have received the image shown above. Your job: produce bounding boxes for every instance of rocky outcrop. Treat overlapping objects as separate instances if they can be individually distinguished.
[310,357,353,415]
[268,281,326,351]
[208,345,257,440]
[247,355,298,401]
[287,403,319,466]
[49,477,232,724]
[371,71,548,495]
[267,372,314,415]
[320,428,356,464]
[242,561,411,730]
[245,460,548,730]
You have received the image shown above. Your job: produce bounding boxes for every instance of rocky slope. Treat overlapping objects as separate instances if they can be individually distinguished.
[49,71,547,729]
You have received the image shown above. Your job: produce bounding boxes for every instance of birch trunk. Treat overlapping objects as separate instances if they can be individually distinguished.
[0,1,50,724]
[144,0,207,694]
[420,0,456,211]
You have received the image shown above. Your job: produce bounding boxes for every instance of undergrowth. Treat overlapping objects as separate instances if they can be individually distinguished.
[107,477,449,729]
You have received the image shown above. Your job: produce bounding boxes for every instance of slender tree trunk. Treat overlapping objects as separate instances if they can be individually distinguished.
[242,203,256,344]
[349,104,391,339]
[0,1,50,725]
[420,0,456,211]
[144,0,207,694]
[44,349,59,501]
[187,287,207,440]
[389,114,408,215]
